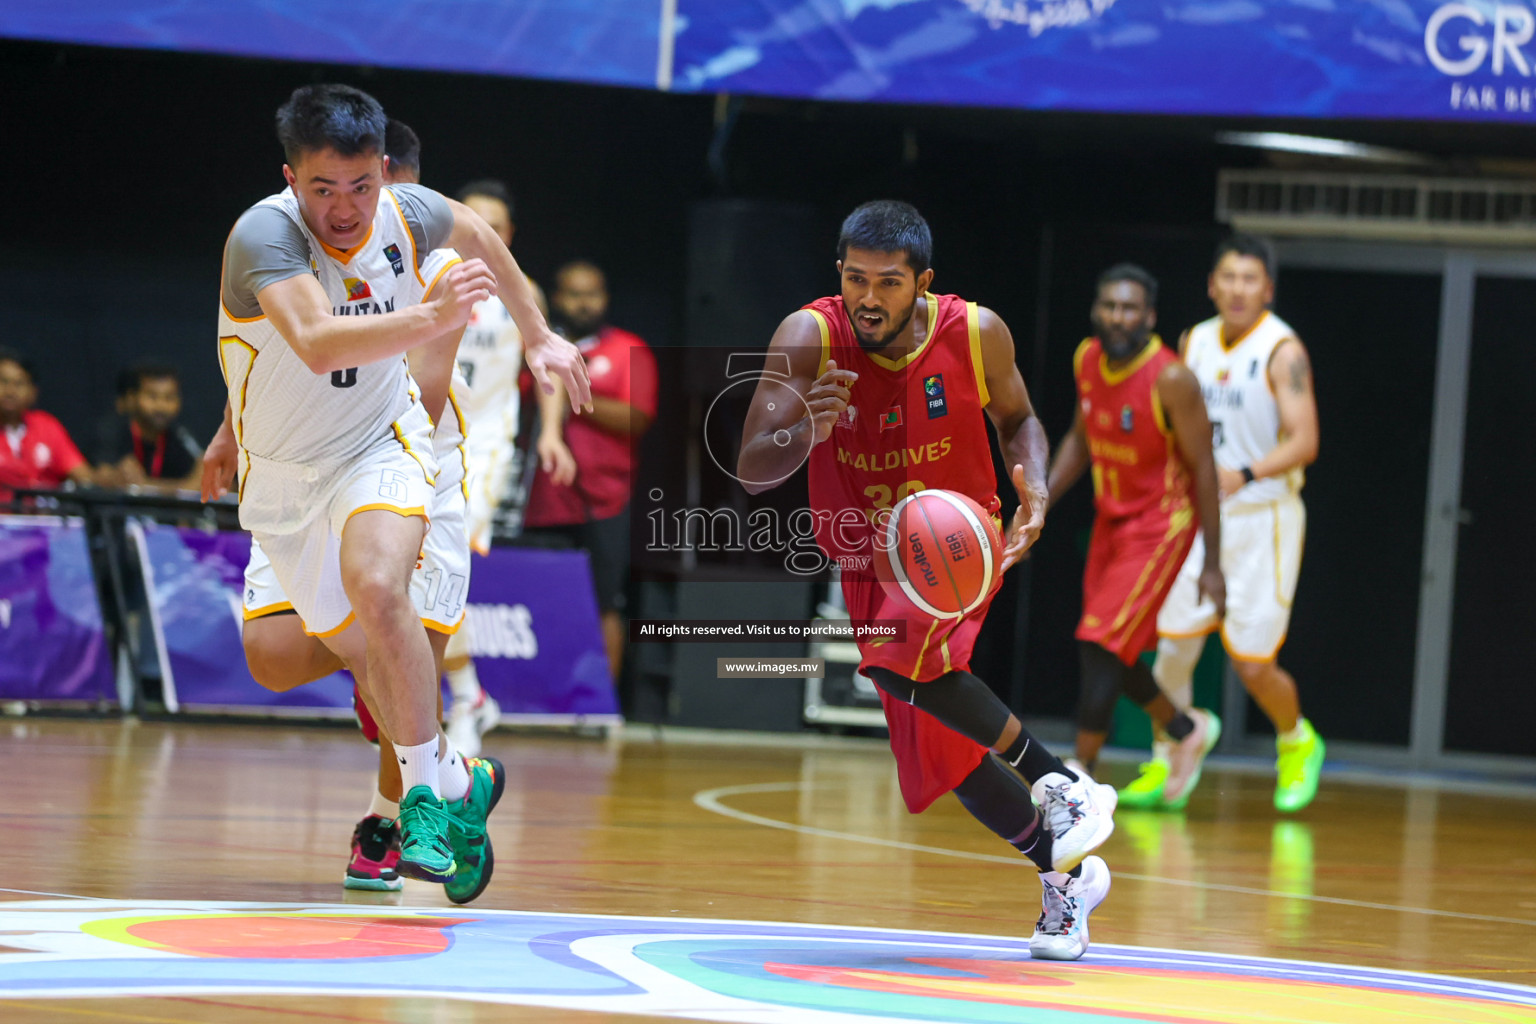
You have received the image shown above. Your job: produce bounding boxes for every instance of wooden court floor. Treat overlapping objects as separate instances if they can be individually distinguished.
[0,717,1532,1023]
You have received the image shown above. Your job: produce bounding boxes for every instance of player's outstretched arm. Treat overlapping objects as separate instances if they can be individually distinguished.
[1046,408,1090,511]
[1160,363,1226,618]
[976,307,1048,570]
[443,198,592,413]
[736,311,856,495]
[259,261,493,375]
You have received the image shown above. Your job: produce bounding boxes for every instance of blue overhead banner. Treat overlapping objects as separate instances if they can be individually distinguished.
[0,0,660,90]
[5,1,1536,120]
[668,0,1536,120]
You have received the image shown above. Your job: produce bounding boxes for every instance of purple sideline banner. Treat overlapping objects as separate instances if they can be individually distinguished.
[0,515,113,702]
[131,522,616,720]
[461,547,618,720]
[129,521,353,713]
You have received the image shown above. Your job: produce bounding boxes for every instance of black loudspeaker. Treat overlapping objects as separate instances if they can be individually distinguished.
[683,199,830,397]
[664,576,816,733]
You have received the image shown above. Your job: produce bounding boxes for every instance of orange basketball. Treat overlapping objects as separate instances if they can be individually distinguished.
[873,488,1003,620]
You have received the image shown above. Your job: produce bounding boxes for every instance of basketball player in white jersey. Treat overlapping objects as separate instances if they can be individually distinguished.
[206,120,488,893]
[217,85,590,897]
[434,179,540,755]
[1124,234,1324,813]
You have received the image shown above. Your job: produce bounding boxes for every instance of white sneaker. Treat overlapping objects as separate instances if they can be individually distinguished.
[1030,855,1111,961]
[1031,768,1117,873]
[446,693,501,759]
[1162,708,1221,808]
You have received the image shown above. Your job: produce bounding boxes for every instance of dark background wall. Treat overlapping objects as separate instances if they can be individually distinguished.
[7,38,1535,743]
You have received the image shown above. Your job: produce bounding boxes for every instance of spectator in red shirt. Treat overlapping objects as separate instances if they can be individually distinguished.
[0,348,93,504]
[524,261,658,681]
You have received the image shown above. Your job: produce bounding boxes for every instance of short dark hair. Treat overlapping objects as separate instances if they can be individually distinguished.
[1213,232,1276,280]
[555,260,605,289]
[837,200,933,273]
[130,362,180,391]
[0,347,35,385]
[384,119,421,177]
[1096,263,1159,308]
[274,84,387,165]
[458,178,514,220]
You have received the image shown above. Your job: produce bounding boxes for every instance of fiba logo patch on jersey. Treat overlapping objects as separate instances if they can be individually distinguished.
[344,277,372,302]
[1120,405,1134,432]
[382,243,405,277]
[924,374,948,418]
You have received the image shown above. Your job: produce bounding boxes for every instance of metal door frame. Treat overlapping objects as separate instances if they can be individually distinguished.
[1270,240,1536,775]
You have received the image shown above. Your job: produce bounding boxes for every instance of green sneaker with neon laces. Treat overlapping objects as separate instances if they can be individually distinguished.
[396,785,458,883]
[443,756,506,904]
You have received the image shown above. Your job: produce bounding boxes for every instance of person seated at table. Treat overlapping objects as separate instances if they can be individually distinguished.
[94,362,204,494]
[0,347,93,504]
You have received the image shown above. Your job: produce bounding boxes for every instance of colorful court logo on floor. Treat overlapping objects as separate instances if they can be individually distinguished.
[0,900,1529,1023]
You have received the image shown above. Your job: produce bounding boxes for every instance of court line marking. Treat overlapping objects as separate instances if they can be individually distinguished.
[693,781,1536,929]
[0,888,109,902]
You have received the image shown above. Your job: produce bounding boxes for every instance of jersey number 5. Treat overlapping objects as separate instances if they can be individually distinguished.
[331,368,358,388]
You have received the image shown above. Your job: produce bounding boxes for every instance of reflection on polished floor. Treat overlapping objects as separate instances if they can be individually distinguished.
[0,717,1532,1023]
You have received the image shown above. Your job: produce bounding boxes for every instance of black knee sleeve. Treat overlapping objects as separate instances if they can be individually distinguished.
[1122,658,1163,706]
[867,666,1010,749]
[1076,642,1123,734]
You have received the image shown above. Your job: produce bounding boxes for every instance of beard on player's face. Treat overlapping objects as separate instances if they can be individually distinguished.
[1097,320,1150,361]
[847,295,917,351]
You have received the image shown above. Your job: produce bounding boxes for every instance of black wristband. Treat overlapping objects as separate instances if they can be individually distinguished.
[1240,466,1255,484]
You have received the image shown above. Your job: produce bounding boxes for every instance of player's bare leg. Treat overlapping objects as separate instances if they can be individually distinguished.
[336,510,438,748]
[1232,658,1299,732]
[243,615,345,693]
[321,511,472,883]
[1233,658,1324,812]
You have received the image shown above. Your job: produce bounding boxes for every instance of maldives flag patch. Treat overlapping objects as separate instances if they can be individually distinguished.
[880,405,903,431]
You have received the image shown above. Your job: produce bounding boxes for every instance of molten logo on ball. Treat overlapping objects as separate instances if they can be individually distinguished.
[874,489,1002,620]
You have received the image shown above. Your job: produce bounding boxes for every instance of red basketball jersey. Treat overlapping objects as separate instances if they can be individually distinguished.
[806,293,1001,568]
[1074,336,1191,522]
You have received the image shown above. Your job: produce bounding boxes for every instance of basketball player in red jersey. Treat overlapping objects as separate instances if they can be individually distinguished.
[1047,265,1225,808]
[738,201,1115,962]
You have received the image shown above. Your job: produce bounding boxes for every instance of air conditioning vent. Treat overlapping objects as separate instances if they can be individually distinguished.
[1217,170,1536,245]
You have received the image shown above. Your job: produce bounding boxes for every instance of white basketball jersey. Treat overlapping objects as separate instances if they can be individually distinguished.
[455,295,523,456]
[1184,311,1303,506]
[218,187,435,477]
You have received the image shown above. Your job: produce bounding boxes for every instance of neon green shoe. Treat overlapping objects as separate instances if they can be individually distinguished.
[1117,758,1169,810]
[1274,719,1325,813]
[397,786,457,883]
[443,756,506,905]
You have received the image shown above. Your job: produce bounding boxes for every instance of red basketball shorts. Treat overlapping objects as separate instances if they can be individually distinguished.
[840,571,993,814]
[1077,505,1198,667]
